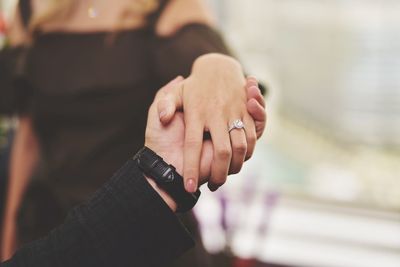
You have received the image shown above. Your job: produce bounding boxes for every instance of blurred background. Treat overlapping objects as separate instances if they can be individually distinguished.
[197,1,400,267]
[1,0,400,267]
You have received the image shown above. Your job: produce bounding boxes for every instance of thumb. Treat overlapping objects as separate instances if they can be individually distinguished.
[157,76,185,125]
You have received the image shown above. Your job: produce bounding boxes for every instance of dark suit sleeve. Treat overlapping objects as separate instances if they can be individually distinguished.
[2,160,194,267]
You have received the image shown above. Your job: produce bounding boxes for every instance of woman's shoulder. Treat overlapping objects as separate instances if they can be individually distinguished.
[155,0,216,37]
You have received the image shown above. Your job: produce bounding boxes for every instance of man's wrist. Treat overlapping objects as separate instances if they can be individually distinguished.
[134,147,200,213]
[144,143,183,174]
[141,144,179,211]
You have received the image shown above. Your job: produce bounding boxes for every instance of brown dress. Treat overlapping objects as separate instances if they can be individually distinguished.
[1,1,231,266]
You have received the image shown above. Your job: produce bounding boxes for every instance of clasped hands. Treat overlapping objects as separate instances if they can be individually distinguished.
[144,70,266,210]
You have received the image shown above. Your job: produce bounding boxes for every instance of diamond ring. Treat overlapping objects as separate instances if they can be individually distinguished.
[228,119,245,133]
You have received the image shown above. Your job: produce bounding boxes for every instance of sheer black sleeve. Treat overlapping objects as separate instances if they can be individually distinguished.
[0,47,32,115]
[151,23,267,95]
[151,23,232,84]
[2,160,194,267]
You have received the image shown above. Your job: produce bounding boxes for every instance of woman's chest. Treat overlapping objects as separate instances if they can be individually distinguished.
[25,31,156,95]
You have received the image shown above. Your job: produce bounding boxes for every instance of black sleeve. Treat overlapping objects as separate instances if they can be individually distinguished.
[2,160,194,267]
[18,0,33,29]
[0,0,34,116]
[151,23,233,85]
[151,23,267,95]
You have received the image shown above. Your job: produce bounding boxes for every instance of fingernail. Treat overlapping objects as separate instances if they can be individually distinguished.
[208,184,219,192]
[186,179,197,193]
[249,86,260,93]
[159,110,167,119]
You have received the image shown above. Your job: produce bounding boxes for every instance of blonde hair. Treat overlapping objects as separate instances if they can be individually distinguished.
[28,0,160,34]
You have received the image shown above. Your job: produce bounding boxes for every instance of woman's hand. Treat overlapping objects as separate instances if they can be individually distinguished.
[159,54,250,193]
[148,75,266,194]
[157,55,267,192]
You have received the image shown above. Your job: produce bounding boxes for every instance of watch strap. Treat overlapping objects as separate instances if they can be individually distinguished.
[134,147,201,213]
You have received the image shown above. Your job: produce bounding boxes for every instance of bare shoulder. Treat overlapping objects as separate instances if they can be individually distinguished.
[155,0,216,37]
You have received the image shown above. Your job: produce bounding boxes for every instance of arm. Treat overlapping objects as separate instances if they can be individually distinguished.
[1,117,39,261]
[152,0,231,83]
[1,79,198,267]
[1,77,266,267]
[2,159,194,267]
[155,0,216,37]
[0,2,30,115]
[1,7,39,261]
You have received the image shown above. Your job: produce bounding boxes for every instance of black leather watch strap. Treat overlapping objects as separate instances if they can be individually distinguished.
[133,147,201,213]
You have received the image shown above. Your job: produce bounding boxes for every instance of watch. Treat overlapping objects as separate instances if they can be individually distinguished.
[133,147,201,213]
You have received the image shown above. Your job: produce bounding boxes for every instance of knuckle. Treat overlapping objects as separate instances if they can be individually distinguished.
[155,91,163,99]
[233,142,247,155]
[157,99,169,110]
[216,145,232,160]
[185,138,201,149]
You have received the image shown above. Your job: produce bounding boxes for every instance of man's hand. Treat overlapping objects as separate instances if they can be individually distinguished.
[145,77,214,192]
[144,76,215,211]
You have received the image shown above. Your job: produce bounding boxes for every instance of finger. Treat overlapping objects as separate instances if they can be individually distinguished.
[157,93,181,124]
[156,76,184,124]
[228,127,247,174]
[247,98,267,139]
[199,140,213,184]
[247,85,265,108]
[208,121,232,191]
[183,117,204,193]
[246,75,258,83]
[245,77,266,138]
[247,98,266,123]
[243,114,257,161]
[246,76,259,89]
[158,75,184,94]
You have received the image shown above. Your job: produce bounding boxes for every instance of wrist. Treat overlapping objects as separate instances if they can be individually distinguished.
[144,143,183,175]
[192,53,242,74]
[134,147,200,213]
[191,54,246,92]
